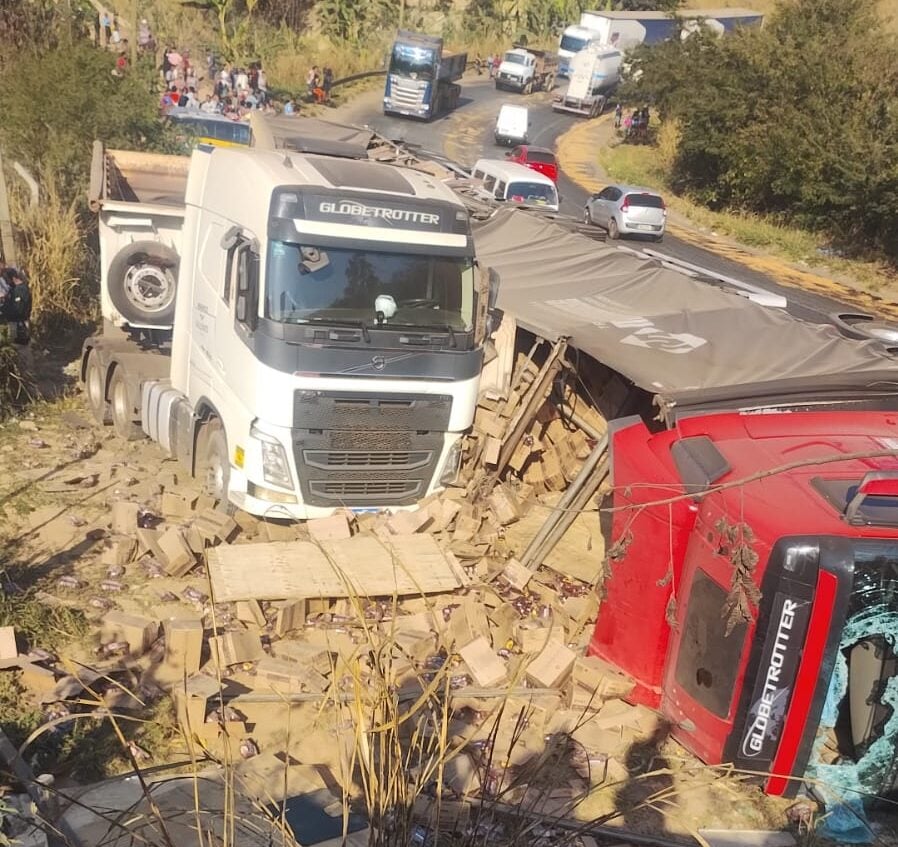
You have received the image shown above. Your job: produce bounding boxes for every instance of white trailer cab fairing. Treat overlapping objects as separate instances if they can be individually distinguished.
[86,144,491,519]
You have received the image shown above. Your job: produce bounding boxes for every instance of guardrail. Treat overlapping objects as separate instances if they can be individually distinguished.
[331,69,387,89]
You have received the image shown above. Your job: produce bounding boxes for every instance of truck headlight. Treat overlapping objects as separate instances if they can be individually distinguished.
[250,424,293,490]
[440,440,463,487]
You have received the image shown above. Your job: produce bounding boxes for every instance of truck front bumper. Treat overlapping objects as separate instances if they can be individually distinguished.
[496,75,527,90]
[383,99,430,119]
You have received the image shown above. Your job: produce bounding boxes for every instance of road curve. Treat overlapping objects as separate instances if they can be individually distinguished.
[336,78,887,329]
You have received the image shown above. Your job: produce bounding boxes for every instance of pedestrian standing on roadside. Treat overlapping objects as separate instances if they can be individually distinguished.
[487,53,495,78]
[614,102,622,128]
[306,65,317,100]
[100,11,112,45]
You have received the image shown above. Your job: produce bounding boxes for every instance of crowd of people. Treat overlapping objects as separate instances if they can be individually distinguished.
[159,50,279,119]
[615,104,652,142]
[100,8,340,118]
[158,54,336,118]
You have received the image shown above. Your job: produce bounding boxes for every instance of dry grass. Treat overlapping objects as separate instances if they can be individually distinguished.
[8,168,95,339]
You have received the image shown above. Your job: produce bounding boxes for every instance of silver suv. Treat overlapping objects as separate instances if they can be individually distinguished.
[584,184,667,241]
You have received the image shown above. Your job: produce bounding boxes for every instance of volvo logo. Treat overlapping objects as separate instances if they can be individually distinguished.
[371,355,386,371]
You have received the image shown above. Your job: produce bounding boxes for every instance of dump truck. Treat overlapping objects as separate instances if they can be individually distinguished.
[494,46,558,94]
[82,137,497,520]
[383,30,467,120]
[552,43,621,118]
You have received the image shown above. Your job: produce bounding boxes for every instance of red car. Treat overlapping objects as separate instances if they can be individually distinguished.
[505,145,558,183]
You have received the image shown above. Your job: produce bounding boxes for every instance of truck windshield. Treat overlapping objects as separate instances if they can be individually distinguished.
[503,53,527,65]
[265,241,474,331]
[389,44,436,81]
[507,181,558,207]
[807,539,898,800]
[560,34,590,53]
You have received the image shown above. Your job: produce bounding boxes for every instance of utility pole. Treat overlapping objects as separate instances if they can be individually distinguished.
[399,0,405,30]
[0,151,19,268]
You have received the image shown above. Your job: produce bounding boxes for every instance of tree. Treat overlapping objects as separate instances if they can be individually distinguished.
[608,0,682,11]
[0,45,165,201]
[622,0,898,258]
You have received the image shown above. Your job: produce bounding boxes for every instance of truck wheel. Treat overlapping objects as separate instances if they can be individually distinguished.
[84,349,111,425]
[108,240,179,326]
[524,81,533,95]
[109,366,143,441]
[545,75,555,92]
[197,419,231,507]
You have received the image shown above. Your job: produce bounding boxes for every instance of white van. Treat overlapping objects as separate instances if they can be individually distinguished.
[471,159,560,212]
[494,104,530,146]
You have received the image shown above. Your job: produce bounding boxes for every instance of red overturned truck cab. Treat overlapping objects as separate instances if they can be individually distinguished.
[591,410,898,799]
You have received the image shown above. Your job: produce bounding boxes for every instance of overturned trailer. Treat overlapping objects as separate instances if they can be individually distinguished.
[473,207,898,822]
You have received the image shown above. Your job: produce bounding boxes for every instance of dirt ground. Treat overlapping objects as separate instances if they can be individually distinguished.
[0,347,806,844]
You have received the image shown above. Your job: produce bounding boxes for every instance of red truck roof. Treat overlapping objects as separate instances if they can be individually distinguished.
[671,410,898,540]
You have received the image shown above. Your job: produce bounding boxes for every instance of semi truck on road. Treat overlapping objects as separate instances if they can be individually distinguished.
[494,46,558,94]
[558,8,763,75]
[552,43,622,117]
[83,140,495,519]
[383,30,467,120]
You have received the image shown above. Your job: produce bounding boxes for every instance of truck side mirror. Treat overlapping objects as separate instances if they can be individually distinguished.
[474,264,502,344]
[235,248,260,331]
[221,225,243,250]
[488,267,500,311]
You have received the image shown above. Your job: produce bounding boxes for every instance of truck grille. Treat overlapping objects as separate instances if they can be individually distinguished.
[303,450,432,471]
[387,78,426,110]
[309,479,422,501]
[292,390,450,507]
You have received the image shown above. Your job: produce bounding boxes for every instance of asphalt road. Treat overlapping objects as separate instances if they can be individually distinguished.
[339,78,878,330]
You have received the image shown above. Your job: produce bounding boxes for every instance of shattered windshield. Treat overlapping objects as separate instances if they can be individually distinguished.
[389,44,437,81]
[807,540,898,832]
[265,241,474,331]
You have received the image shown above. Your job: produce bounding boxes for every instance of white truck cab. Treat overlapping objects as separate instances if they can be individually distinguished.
[84,143,496,519]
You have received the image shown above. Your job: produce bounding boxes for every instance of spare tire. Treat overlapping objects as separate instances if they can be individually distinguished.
[108,240,179,326]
